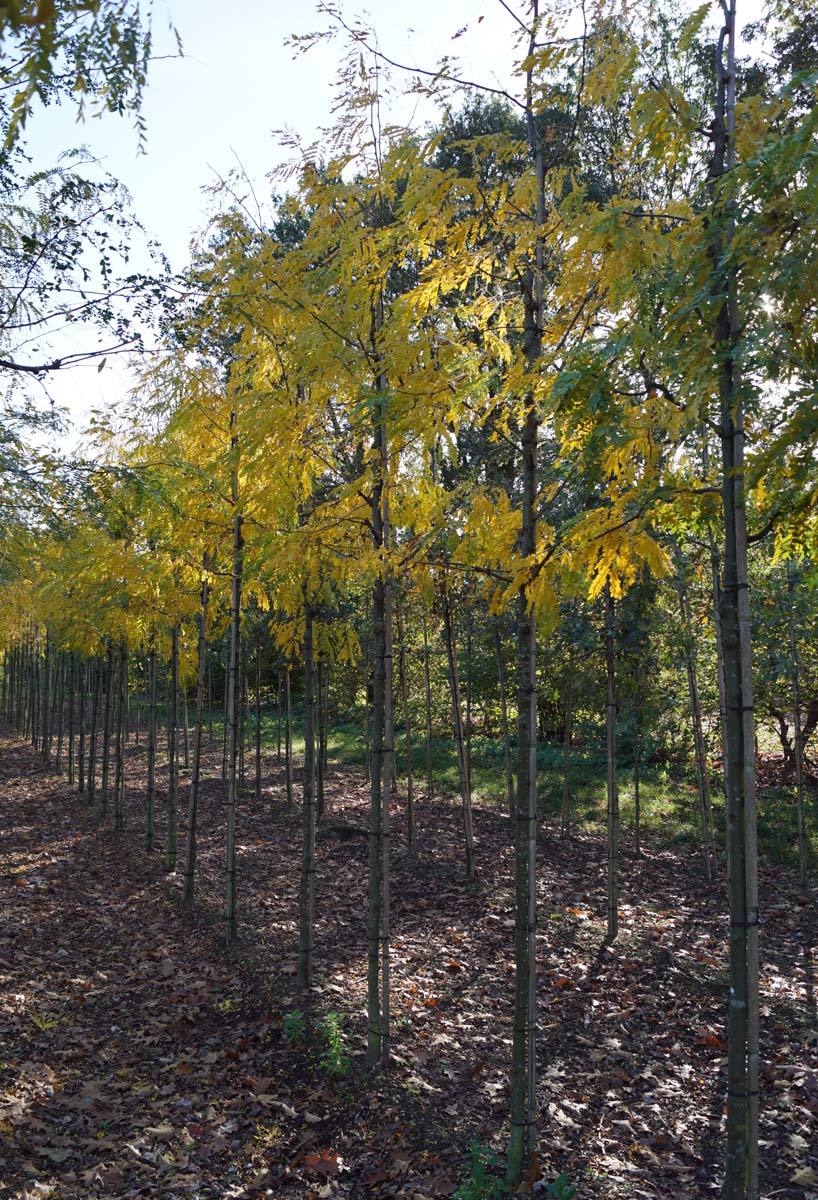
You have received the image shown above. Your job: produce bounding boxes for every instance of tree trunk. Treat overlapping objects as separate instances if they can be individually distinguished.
[316,658,325,821]
[88,657,100,804]
[561,673,573,838]
[113,640,126,832]
[68,653,76,785]
[633,670,641,858]
[440,578,475,879]
[101,642,114,814]
[422,614,434,802]
[55,651,65,773]
[255,635,262,806]
[78,657,86,794]
[166,626,179,871]
[147,638,157,853]
[465,610,473,801]
[679,573,716,881]
[787,563,808,900]
[495,618,515,830]
[397,604,415,853]
[184,563,210,904]
[714,5,760,1192]
[506,31,544,1180]
[284,665,294,806]
[298,604,317,990]
[225,420,243,947]
[276,665,283,762]
[605,585,619,945]
[41,631,51,766]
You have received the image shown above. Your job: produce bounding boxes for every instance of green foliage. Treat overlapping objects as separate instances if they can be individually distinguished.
[454,1142,506,1200]
[283,1008,305,1046]
[318,1011,350,1077]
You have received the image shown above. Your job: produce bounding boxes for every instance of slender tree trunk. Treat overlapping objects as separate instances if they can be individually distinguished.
[113,641,126,832]
[101,642,115,814]
[298,604,317,990]
[679,574,716,881]
[465,610,473,800]
[440,578,475,879]
[364,639,372,785]
[166,626,179,870]
[239,656,246,788]
[41,631,51,765]
[78,658,86,795]
[715,6,760,1193]
[146,638,157,853]
[507,33,544,1179]
[787,563,808,900]
[184,564,210,904]
[561,674,573,838]
[397,604,415,853]
[605,585,619,945]
[367,303,393,1068]
[55,651,65,772]
[67,653,76,785]
[255,635,262,806]
[182,679,190,770]
[380,420,394,1070]
[88,657,100,804]
[495,618,515,830]
[276,666,283,762]
[284,665,294,806]
[225,421,243,946]
[134,659,140,747]
[222,648,229,782]
[316,659,325,821]
[633,671,642,858]
[422,614,434,802]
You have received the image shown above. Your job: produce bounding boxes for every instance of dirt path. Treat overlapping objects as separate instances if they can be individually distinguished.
[0,729,815,1198]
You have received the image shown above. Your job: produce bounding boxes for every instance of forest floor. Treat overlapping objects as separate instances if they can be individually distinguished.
[0,729,816,1200]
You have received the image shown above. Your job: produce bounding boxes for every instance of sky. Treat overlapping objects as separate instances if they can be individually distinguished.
[21,0,526,438]
[19,0,764,442]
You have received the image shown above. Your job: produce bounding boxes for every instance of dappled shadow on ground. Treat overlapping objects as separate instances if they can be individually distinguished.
[0,728,816,1199]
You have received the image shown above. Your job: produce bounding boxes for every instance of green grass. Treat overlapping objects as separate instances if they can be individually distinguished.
[148,701,817,873]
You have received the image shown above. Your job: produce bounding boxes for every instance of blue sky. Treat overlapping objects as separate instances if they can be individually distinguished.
[22,0,521,436]
[19,0,762,440]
